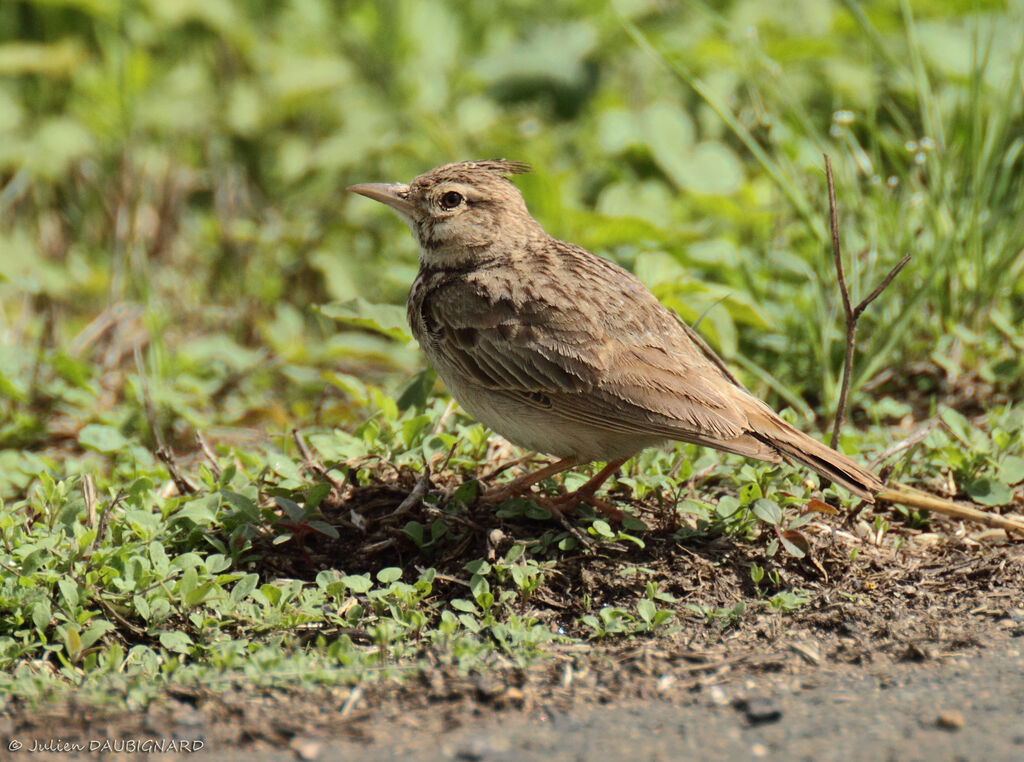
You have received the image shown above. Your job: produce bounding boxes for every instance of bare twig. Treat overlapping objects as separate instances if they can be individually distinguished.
[431,398,457,435]
[340,685,363,718]
[135,345,195,495]
[82,474,98,529]
[195,431,222,478]
[824,154,911,449]
[878,486,1024,538]
[93,490,123,550]
[95,595,147,637]
[292,429,346,493]
[155,448,197,496]
[384,469,432,520]
[134,344,164,451]
[869,421,938,468]
[855,253,911,320]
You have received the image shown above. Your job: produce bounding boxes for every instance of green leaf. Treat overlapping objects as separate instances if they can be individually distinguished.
[998,456,1024,485]
[78,424,129,454]
[739,482,763,505]
[79,620,115,651]
[752,498,783,525]
[637,599,656,624]
[644,101,696,182]
[158,631,194,654]
[716,496,741,518]
[450,598,477,613]
[231,573,259,602]
[63,625,82,660]
[342,574,373,593]
[965,478,1012,507]
[939,407,973,443]
[675,141,745,195]
[397,368,437,411]
[316,298,412,342]
[403,521,425,547]
[590,519,615,539]
[32,600,51,630]
[275,496,303,520]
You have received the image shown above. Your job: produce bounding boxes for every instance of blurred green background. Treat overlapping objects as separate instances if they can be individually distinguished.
[1,0,1022,499]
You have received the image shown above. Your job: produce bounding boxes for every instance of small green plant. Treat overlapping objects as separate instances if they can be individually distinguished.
[767,588,811,613]
[686,601,747,628]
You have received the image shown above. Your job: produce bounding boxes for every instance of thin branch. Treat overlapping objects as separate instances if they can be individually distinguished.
[135,345,195,495]
[827,155,854,327]
[292,429,346,493]
[383,469,432,521]
[824,154,911,450]
[195,431,222,478]
[82,474,98,529]
[93,490,124,551]
[878,486,1024,538]
[868,419,937,468]
[825,154,855,450]
[854,253,912,319]
[431,398,457,435]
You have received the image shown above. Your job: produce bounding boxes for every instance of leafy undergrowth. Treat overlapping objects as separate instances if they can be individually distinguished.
[1,384,1022,715]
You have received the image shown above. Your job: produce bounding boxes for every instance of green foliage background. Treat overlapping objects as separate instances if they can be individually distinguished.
[0,0,1022,706]
[3,0,1023,463]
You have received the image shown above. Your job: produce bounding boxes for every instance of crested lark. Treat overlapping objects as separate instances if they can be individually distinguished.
[349,160,883,512]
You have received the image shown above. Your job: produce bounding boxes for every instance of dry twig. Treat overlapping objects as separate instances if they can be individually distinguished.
[195,431,222,478]
[824,154,911,449]
[878,485,1024,538]
[135,345,196,495]
[292,428,346,493]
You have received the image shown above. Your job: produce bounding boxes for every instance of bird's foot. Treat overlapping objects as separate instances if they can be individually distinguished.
[535,491,624,521]
[481,457,628,522]
[478,456,580,505]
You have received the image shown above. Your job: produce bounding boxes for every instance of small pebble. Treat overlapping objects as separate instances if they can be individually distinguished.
[707,685,729,706]
[289,736,323,760]
[735,696,783,725]
[937,710,964,730]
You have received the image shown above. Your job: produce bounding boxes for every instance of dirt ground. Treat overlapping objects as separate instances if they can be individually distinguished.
[4,487,1024,761]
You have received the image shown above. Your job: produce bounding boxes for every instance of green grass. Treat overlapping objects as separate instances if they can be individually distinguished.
[1,0,1022,710]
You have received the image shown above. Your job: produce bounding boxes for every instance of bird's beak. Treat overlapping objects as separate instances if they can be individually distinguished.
[347,182,415,219]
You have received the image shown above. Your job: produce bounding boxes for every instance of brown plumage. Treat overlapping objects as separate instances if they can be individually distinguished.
[349,160,883,503]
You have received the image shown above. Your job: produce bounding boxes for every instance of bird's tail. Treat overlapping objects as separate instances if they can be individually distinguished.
[748,407,883,502]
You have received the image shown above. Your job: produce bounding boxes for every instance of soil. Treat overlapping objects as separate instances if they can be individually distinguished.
[4,474,1024,761]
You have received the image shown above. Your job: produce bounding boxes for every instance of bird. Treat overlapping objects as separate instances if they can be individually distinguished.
[348,160,883,514]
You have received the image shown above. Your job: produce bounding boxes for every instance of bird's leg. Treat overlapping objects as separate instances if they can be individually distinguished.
[479,456,580,504]
[537,458,628,519]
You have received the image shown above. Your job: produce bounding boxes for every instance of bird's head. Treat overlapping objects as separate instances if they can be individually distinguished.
[348,160,543,266]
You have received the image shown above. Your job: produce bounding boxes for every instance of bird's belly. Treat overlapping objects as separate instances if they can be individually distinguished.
[435,366,662,462]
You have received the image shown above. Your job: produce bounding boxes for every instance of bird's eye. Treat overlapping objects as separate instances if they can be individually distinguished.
[439,191,464,210]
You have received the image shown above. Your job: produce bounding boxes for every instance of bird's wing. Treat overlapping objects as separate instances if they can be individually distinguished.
[421,256,765,450]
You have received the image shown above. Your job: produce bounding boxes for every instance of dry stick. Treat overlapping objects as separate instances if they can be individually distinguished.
[822,155,1024,538]
[384,469,432,520]
[195,431,222,479]
[431,398,457,435]
[134,345,196,495]
[876,486,1024,537]
[291,429,346,493]
[824,154,912,449]
[82,474,98,529]
[93,490,123,550]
